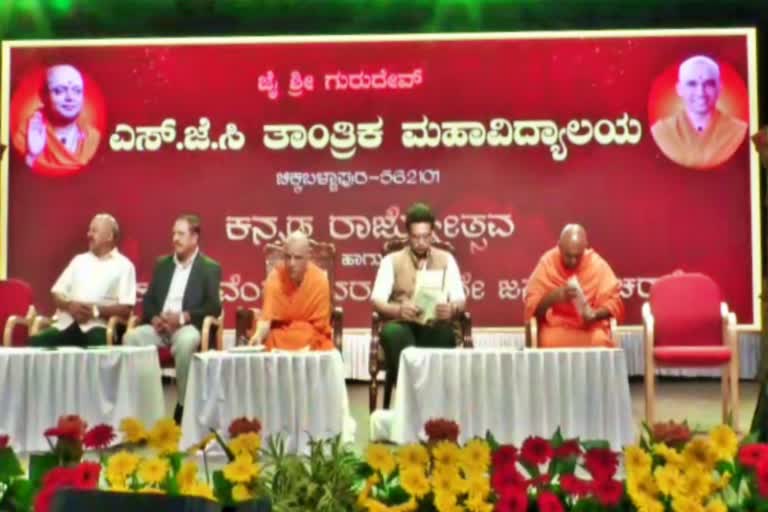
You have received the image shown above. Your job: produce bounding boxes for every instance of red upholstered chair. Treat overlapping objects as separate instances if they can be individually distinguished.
[1,279,37,347]
[642,272,739,429]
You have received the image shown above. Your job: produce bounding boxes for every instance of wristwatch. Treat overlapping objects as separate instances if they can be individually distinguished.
[92,305,100,320]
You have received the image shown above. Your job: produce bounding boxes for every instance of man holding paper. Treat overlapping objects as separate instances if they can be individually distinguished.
[371,202,466,392]
[524,224,624,348]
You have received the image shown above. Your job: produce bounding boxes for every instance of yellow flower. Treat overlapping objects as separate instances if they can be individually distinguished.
[397,444,430,469]
[705,499,727,512]
[713,471,732,491]
[106,451,140,482]
[391,498,418,512]
[708,425,738,462]
[654,465,683,496]
[177,460,199,489]
[628,472,659,503]
[182,481,215,501]
[138,457,170,485]
[229,432,262,457]
[466,494,494,512]
[625,445,653,476]
[653,443,685,467]
[366,444,396,476]
[465,472,490,499]
[434,491,458,512]
[232,483,253,502]
[431,466,467,495]
[671,493,705,512]
[681,467,712,500]
[399,466,430,499]
[461,439,491,472]
[637,499,665,512]
[119,417,148,444]
[139,486,165,494]
[223,453,260,484]
[362,499,391,512]
[147,418,182,455]
[432,441,462,468]
[682,438,717,470]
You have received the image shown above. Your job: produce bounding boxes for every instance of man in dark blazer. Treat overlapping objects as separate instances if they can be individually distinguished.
[124,214,221,424]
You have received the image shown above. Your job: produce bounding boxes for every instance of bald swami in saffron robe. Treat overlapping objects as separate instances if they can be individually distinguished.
[524,248,624,348]
[13,113,101,175]
[651,109,747,169]
[261,261,333,351]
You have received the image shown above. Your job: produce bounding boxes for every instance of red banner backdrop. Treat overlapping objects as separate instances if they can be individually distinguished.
[0,30,761,328]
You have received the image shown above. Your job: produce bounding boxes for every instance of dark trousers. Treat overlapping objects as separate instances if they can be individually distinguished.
[379,320,456,407]
[27,322,107,348]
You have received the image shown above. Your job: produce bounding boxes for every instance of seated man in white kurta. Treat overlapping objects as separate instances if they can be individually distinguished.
[28,213,136,347]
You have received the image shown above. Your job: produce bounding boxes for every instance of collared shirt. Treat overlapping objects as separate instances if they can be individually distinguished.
[52,248,137,332]
[162,248,199,314]
[371,249,466,304]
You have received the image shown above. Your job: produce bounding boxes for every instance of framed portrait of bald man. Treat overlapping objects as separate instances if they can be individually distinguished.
[9,63,106,176]
[648,55,749,170]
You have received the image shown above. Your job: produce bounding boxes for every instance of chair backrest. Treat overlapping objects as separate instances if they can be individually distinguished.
[649,272,723,347]
[0,279,34,346]
[264,238,337,306]
[381,238,457,257]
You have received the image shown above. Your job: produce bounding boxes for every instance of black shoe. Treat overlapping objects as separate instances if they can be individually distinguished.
[173,403,183,425]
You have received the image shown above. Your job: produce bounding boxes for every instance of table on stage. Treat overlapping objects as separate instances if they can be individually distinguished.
[181,349,356,453]
[371,347,634,449]
[0,346,165,452]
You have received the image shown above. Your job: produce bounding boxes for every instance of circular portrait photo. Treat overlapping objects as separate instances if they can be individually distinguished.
[10,64,106,177]
[648,55,748,170]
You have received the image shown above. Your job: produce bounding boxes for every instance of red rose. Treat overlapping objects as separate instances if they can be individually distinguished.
[528,474,552,489]
[83,424,115,450]
[492,445,519,470]
[35,467,79,512]
[592,478,624,506]
[424,418,460,443]
[554,440,582,459]
[228,417,262,438]
[43,428,62,438]
[520,436,553,466]
[651,421,692,448]
[44,415,88,441]
[494,488,528,512]
[0,434,9,448]
[560,474,591,497]
[491,464,527,497]
[75,462,101,489]
[538,491,564,512]
[757,461,768,498]
[584,448,619,481]
[738,444,768,469]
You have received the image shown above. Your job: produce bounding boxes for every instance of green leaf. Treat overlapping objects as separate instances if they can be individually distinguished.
[723,484,739,507]
[167,452,183,474]
[739,431,759,446]
[3,478,33,511]
[0,448,24,479]
[212,469,234,506]
[29,453,59,486]
[581,439,611,451]
[485,430,500,452]
[551,428,564,448]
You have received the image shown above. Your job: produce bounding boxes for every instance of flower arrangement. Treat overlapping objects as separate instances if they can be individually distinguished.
[624,421,768,512]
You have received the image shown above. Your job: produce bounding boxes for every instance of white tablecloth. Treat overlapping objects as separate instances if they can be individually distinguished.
[181,350,355,453]
[372,347,634,449]
[0,346,165,453]
[341,330,761,380]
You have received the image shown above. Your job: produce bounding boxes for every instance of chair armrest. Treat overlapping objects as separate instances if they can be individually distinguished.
[641,301,655,363]
[201,311,226,351]
[460,311,473,348]
[369,312,383,377]
[106,315,129,346]
[127,315,140,330]
[31,314,55,336]
[331,306,344,351]
[526,317,539,348]
[609,317,619,348]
